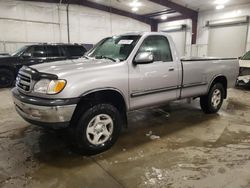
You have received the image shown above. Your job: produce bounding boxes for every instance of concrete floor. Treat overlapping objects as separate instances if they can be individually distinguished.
[0,87,250,188]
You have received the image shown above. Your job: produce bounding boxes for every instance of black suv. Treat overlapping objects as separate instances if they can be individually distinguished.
[0,44,87,87]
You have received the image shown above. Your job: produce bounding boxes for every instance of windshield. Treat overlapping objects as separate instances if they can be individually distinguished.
[11,46,28,57]
[87,35,141,61]
[242,51,250,60]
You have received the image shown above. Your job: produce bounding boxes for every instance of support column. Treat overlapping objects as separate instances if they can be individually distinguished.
[151,22,158,32]
[66,3,70,43]
[191,16,198,44]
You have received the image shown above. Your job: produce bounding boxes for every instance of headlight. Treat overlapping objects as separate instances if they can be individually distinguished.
[34,79,66,94]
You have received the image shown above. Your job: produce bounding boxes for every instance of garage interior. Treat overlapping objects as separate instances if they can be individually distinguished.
[0,0,250,187]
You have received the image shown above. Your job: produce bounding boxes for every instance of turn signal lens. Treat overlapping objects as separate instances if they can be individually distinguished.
[47,80,66,94]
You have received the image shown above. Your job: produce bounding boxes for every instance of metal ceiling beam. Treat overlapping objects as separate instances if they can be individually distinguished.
[157,15,189,23]
[143,9,176,18]
[20,0,157,31]
[148,0,198,44]
[69,0,153,24]
[148,0,197,17]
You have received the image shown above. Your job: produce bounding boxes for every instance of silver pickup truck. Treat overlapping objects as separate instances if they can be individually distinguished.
[12,32,239,154]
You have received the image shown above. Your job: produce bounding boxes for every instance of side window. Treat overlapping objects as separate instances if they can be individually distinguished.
[47,46,64,57]
[138,36,173,62]
[243,51,250,60]
[25,46,46,58]
[66,46,86,57]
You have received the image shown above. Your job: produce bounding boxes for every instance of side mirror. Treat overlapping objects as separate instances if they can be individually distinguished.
[22,53,32,58]
[238,56,242,60]
[134,51,154,65]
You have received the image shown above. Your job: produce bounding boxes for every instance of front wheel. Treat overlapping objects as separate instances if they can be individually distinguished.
[71,103,122,155]
[200,83,225,114]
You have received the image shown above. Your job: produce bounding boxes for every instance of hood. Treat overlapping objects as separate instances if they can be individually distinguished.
[0,55,18,62]
[0,54,10,57]
[31,58,120,78]
[0,55,14,59]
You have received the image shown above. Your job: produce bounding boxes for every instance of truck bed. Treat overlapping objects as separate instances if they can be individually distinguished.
[179,57,239,99]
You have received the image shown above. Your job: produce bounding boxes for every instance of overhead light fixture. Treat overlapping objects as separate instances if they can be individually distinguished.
[129,1,142,12]
[132,7,139,12]
[214,0,229,4]
[216,5,225,10]
[161,15,168,20]
[162,25,186,32]
[129,1,142,7]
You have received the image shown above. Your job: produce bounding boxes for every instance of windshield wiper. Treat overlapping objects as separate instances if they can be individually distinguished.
[83,55,90,59]
[95,55,116,62]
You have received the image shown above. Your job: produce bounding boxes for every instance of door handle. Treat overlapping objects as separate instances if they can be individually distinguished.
[169,67,175,71]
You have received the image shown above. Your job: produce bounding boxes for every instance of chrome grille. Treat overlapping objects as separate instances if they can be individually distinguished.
[16,70,31,92]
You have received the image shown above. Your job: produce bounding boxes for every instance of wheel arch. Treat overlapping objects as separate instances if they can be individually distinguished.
[80,88,128,109]
[208,75,228,99]
[72,88,128,128]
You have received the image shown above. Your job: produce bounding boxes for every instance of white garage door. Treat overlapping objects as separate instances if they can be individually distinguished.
[208,24,248,58]
[165,30,186,57]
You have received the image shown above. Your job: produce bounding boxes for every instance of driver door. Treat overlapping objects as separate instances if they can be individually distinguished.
[129,35,180,110]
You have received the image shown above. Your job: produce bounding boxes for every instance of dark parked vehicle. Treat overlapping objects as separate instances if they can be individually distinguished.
[0,43,87,87]
[0,53,10,56]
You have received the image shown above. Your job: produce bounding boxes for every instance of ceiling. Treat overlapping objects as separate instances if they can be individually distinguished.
[88,0,184,21]
[88,0,250,21]
[89,0,168,15]
[173,0,250,11]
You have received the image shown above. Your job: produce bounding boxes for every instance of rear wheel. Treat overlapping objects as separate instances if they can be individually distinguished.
[71,103,122,155]
[200,83,225,114]
[0,69,15,88]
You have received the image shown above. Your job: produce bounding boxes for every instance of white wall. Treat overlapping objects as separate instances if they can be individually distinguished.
[158,19,193,57]
[65,5,150,44]
[0,0,150,53]
[158,3,250,58]
[0,1,60,52]
[195,3,250,57]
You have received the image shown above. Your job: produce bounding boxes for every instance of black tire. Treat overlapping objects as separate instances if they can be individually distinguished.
[0,68,15,88]
[71,103,122,155]
[200,83,225,114]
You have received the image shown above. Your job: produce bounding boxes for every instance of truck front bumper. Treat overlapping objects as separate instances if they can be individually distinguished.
[12,88,80,129]
[238,75,250,84]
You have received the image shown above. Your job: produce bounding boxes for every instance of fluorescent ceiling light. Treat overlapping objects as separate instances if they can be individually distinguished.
[214,0,229,4]
[129,1,142,7]
[207,16,249,27]
[161,15,168,20]
[162,25,185,32]
[216,5,225,9]
[132,7,139,12]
